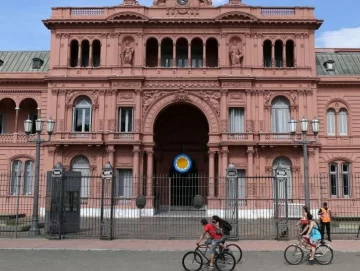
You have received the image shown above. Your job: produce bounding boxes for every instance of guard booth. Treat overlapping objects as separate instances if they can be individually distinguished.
[45,163,81,238]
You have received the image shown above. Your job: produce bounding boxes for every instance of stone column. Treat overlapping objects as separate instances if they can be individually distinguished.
[203,43,206,67]
[14,107,19,134]
[107,145,115,166]
[146,149,154,197]
[221,147,229,177]
[247,146,254,176]
[188,43,191,67]
[132,146,140,196]
[272,43,275,67]
[220,89,227,133]
[78,44,82,67]
[157,42,161,67]
[135,89,141,133]
[208,150,215,197]
[37,108,41,119]
[217,151,222,178]
[89,42,93,67]
[283,44,286,67]
[172,43,176,67]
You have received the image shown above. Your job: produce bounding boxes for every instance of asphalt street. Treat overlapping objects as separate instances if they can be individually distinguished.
[0,250,359,271]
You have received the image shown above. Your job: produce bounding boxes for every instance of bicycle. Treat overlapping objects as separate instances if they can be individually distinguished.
[182,244,236,271]
[284,234,334,265]
[196,239,242,264]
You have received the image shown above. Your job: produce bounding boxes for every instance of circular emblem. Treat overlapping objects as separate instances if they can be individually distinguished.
[193,195,204,209]
[135,195,146,209]
[177,0,188,6]
[173,154,192,174]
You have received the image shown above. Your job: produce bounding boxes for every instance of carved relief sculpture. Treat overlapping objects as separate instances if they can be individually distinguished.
[199,91,221,115]
[229,40,244,66]
[174,88,190,101]
[264,91,273,104]
[121,40,134,66]
[153,0,166,6]
[143,90,163,114]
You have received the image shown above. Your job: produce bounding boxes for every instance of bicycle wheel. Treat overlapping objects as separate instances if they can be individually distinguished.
[226,244,243,263]
[284,245,304,265]
[182,251,203,271]
[314,244,334,265]
[215,251,236,271]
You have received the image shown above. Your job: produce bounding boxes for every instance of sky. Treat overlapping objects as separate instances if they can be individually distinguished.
[0,0,359,50]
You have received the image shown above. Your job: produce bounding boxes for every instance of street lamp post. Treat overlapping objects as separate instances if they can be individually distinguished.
[289,116,319,210]
[24,118,56,236]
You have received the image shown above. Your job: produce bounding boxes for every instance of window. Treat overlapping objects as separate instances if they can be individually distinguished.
[228,108,244,133]
[117,169,133,197]
[338,109,348,136]
[119,107,134,133]
[73,97,92,132]
[32,58,43,69]
[10,160,34,195]
[0,59,3,66]
[71,155,90,198]
[0,113,5,134]
[329,162,351,197]
[271,97,290,133]
[327,109,335,136]
[273,157,292,200]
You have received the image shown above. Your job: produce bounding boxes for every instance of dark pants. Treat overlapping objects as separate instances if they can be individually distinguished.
[320,221,331,241]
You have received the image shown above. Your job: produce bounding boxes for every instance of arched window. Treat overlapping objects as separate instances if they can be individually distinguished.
[274,40,283,68]
[161,38,173,67]
[81,40,90,67]
[329,162,351,197]
[263,40,272,67]
[338,109,348,136]
[92,40,101,67]
[206,38,218,68]
[70,40,79,67]
[286,40,295,67]
[71,155,90,198]
[271,97,290,133]
[176,38,188,67]
[73,97,92,132]
[146,38,158,67]
[326,109,335,136]
[10,159,34,195]
[273,156,292,199]
[191,38,203,68]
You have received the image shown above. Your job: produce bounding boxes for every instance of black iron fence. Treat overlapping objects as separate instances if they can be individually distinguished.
[0,173,360,240]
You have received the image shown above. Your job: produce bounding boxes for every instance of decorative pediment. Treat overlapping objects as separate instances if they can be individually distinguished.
[107,12,149,22]
[215,11,258,22]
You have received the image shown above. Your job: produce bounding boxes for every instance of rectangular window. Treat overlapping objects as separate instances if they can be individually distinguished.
[23,161,34,195]
[327,110,335,136]
[228,108,245,133]
[342,163,350,196]
[271,109,290,133]
[119,108,134,133]
[0,113,5,134]
[11,161,22,195]
[329,164,338,196]
[117,169,133,197]
[339,111,348,136]
[73,108,91,132]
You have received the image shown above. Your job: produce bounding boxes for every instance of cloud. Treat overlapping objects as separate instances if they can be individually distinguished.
[316,26,360,48]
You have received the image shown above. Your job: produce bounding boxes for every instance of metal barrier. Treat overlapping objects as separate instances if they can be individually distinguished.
[0,172,360,240]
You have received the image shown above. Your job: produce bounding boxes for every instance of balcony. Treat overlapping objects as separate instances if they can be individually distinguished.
[51,132,103,145]
[104,132,139,144]
[258,133,302,145]
[0,134,36,144]
[222,133,254,144]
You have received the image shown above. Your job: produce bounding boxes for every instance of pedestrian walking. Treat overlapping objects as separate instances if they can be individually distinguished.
[318,202,332,243]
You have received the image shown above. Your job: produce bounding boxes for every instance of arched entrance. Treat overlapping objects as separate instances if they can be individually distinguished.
[153,103,209,208]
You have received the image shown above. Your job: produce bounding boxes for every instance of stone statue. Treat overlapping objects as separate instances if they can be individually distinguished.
[229,40,244,66]
[121,41,134,66]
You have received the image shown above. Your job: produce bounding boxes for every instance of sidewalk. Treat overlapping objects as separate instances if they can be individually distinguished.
[0,238,359,252]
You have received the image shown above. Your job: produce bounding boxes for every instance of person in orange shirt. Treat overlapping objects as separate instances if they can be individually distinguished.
[197,218,222,269]
[318,202,332,243]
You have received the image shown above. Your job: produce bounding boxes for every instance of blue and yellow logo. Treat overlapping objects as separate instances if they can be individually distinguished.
[173,154,192,174]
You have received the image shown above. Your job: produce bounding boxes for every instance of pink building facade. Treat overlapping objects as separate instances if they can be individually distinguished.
[0,0,359,218]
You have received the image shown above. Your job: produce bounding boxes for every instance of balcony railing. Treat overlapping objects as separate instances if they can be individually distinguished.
[223,133,254,142]
[0,134,36,144]
[259,133,302,144]
[70,8,104,16]
[52,132,103,144]
[260,8,295,16]
[105,132,138,143]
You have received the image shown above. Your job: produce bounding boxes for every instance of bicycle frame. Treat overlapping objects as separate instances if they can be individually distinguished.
[195,244,222,264]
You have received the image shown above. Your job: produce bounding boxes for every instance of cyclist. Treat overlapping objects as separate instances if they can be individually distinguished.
[300,213,322,265]
[197,218,222,269]
[211,215,232,252]
[295,206,309,235]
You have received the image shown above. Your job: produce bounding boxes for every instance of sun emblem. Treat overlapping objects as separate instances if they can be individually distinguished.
[173,154,192,174]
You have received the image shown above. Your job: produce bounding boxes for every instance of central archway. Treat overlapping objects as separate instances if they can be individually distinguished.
[153,103,209,207]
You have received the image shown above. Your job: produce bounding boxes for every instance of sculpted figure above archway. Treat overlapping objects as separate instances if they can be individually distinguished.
[142,90,220,134]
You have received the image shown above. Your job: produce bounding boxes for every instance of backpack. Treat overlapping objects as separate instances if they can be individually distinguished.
[221,219,233,232]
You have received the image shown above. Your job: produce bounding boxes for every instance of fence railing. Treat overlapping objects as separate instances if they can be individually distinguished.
[0,173,359,240]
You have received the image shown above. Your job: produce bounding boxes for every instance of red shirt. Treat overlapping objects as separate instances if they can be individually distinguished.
[204,224,222,240]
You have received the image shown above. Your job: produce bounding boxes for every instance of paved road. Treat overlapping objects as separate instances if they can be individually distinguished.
[0,250,359,271]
